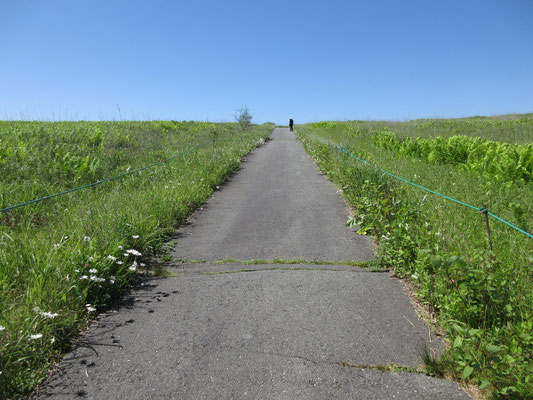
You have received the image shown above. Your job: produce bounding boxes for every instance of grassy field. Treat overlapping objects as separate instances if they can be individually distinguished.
[0,120,273,398]
[296,114,532,399]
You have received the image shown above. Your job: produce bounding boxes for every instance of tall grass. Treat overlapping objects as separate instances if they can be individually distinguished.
[0,120,273,398]
[297,114,532,399]
[314,113,533,144]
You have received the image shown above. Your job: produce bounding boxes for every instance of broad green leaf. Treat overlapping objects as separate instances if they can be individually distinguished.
[479,380,490,390]
[462,365,474,379]
[430,255,442,269]
[485,345,502,353]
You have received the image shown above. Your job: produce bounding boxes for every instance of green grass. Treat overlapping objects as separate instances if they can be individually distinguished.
[213,258,375,267]
[312,113,533,144]
[0,120,273,398]
[296,114,532,399]
[200,267,348,275]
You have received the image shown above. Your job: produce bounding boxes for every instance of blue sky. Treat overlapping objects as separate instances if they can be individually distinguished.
[1,0,532,124]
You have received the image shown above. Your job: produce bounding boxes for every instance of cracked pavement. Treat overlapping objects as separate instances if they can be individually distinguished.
[36,129,470,399]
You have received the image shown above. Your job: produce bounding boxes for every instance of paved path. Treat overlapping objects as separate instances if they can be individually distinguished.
[37,129,469,399]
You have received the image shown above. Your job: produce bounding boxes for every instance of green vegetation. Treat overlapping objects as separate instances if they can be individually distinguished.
[212,258,375,267]
[371,129,532,187]
[313,113,533,144]
[200,267,346,275]
[0,120,273,398]
[297,114,533,399]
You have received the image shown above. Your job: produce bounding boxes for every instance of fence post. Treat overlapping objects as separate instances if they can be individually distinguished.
[481,205,493,252]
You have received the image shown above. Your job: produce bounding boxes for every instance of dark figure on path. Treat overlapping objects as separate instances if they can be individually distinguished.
[289,118,294,131]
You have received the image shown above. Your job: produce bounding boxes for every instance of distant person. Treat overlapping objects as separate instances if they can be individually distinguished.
[289,118,294,131]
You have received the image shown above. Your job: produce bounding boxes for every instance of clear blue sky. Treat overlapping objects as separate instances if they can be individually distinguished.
[1,0,532,124]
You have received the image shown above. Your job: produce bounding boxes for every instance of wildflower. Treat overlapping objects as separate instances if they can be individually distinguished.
[118,245,123,250]
[0,326,5,331]
[53,244,60,249]
[140,263,146,267]
[75,269,80,272]
[88,257,94,262]
[29,333,43,340]
[126,249,142,257]
[132,235,140,239]
[86,304,96,312]
[80,275,88,280]
[165,186,169,189]
[109,276,116,284]
[66,275,70,281]
[116,261,123,265]
[50,337,56,344]
[107,255,117,261]
[129,261,138,271]
[83,236,90,242]
[90,276,105,282]
[63,236,68,240]
[450,279,456,284]
[89,268,97,274]
[39,311,59,319]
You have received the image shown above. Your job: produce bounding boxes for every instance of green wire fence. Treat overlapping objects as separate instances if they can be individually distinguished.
[301,128,533,240]
[0,141,212,214]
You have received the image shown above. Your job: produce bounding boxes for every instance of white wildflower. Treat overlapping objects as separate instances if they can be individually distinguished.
[165,186,169,189]
[66,275,70,281]
[89,268,97,274]
[53,244,60,249]
[118,245,123,250]
[88,257,94,262]
[128,264,137,272]
[140,263,146,267]
[80,275,88,280]
[0,326,5,331]
[75,269,79,273]
[132,235,140,239]
[29,333,43,340]
[83,236,90,242]
[107,255,117,261]
[50,337,56,344]
[116,261,123,265]
[63,236,68,240]
[86,304,96,312]
[109,276,116,284]
[90,276,105,282]
[126,249,142,257]
[39,311,58,319]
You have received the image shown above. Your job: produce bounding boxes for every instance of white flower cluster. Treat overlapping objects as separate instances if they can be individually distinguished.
[39,311,59,319]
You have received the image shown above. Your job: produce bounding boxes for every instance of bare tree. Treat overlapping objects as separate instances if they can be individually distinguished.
[233,106,253,130]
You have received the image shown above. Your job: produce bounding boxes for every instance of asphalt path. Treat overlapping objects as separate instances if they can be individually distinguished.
[36,128,470,399]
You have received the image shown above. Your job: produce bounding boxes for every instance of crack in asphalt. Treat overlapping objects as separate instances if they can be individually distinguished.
[221,345,427,376]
